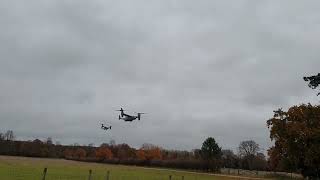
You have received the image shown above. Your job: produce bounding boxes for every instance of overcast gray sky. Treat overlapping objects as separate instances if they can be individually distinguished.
[1,1,319,152]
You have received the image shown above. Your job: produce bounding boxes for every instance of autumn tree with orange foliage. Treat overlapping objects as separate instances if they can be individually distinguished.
[140,144,162,160]
[95,146,113,161]
[74,148,87,159]
[136,149,146,160]
[146,147,162,160]
[267,104,320,178]
[63,149,73,158]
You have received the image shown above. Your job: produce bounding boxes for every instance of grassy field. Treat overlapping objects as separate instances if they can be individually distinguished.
[0,156,264,180]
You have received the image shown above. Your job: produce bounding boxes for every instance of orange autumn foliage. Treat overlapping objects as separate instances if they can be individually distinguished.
[136,149,146,160]
[136,147,162,160]
[145,147,162,160]
[63,149,73,158]
[74,148,86,159]
[95,147,113,160]
[267,104,320,177]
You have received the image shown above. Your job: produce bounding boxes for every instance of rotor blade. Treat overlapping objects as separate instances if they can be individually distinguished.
[135,112,147,114]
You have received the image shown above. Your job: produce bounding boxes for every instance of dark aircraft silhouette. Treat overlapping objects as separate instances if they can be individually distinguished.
[101,123,111,131]
[116,108,145,122]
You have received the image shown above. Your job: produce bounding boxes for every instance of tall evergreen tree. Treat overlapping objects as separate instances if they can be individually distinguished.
[201,137,222,172]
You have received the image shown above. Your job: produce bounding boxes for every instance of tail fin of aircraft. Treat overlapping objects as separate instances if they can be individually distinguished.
[136,112,146,120]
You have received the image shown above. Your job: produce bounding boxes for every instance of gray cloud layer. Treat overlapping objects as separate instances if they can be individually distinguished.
[1,1,319,152]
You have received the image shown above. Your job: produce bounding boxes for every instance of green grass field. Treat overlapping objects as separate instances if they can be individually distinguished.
[0,156,261,180]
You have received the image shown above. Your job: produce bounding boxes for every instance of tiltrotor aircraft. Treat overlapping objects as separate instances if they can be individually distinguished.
[101,123,112,131]
[116,108,146,122]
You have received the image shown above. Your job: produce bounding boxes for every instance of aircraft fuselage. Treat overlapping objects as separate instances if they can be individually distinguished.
[120,116,137,122]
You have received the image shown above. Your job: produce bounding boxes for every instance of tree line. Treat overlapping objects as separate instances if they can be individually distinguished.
[0,131,267,172]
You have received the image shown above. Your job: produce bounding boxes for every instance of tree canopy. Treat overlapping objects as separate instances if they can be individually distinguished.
[238,140,259,158]
[200,137,222,172]
[95,146,113,161]
[201,137,222,160]
[304,73,320,95]
[238,140,261,170]
[267,104,320,178]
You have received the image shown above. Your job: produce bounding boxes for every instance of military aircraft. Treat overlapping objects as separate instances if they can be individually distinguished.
[116,108,146,122]
[101,123,112,131]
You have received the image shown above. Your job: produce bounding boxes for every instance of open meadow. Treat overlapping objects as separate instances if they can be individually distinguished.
[0,156,265,180]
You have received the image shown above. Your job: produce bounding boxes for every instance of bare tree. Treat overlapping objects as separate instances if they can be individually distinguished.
[4,130,15,141]
[0,132,4,140]
[46,137,53,145]
[141,143,158,150]
[192,149,201,159]
[238,140,259,157]
[238,140,260,170]
[109,139,116,146]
